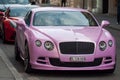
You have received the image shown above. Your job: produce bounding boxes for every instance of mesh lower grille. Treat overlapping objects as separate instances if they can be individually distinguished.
[49,58,102,67]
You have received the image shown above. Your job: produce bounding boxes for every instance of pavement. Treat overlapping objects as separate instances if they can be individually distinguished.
[0,13,119,80]
[0,48,23,80]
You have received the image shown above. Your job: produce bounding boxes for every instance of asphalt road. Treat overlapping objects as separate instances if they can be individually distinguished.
[0,26,120,80]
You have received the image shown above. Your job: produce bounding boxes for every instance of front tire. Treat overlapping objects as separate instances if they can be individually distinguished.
[14,38,21,61]
[24,42,32,73]
[1,26,6,43]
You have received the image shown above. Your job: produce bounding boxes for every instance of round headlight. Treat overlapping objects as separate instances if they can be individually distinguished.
[99,41,107,51]
[44,41,54,51]
[108,40,113,47]
[35,40,42,47]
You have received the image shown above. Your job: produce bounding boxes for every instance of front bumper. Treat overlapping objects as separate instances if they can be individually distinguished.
[28,40,116,71]
[30,57,115,71]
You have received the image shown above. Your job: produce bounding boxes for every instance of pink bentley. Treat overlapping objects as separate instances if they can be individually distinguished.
[15,7,116,73]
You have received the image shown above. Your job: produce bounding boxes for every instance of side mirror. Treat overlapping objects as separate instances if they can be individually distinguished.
[101,20,110,28]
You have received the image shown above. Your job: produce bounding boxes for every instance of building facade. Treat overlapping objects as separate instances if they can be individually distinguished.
[31,0,117,15]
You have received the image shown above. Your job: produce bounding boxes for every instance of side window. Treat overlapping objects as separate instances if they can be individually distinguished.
[24,11,32,26]
[82,12,98,26]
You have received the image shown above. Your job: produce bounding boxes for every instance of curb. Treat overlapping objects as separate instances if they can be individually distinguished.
[0,48,23,80]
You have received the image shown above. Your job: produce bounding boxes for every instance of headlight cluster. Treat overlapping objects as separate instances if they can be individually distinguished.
[35,40,42,47]
[44,41,54,51]
[99,41,107,51]
[35,40,54,51]
[108,40,113,47]
[99,40,113,51]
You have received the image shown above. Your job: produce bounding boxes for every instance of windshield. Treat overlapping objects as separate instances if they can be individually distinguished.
[0,0,29,4]
[33,11,98,27]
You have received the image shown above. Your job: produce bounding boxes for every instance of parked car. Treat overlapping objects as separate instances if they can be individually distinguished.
[0,0,34,12]
[0,0,30,5]
[0,5,39,43]
[15,7,116,73]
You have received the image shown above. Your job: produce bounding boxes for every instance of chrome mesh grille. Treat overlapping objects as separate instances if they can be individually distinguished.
[59,42,94,54]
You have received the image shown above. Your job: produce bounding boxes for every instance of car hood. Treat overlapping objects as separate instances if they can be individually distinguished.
[33,27,102,43]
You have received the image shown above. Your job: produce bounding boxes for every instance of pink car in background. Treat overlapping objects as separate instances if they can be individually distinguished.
[15,7,116,73]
